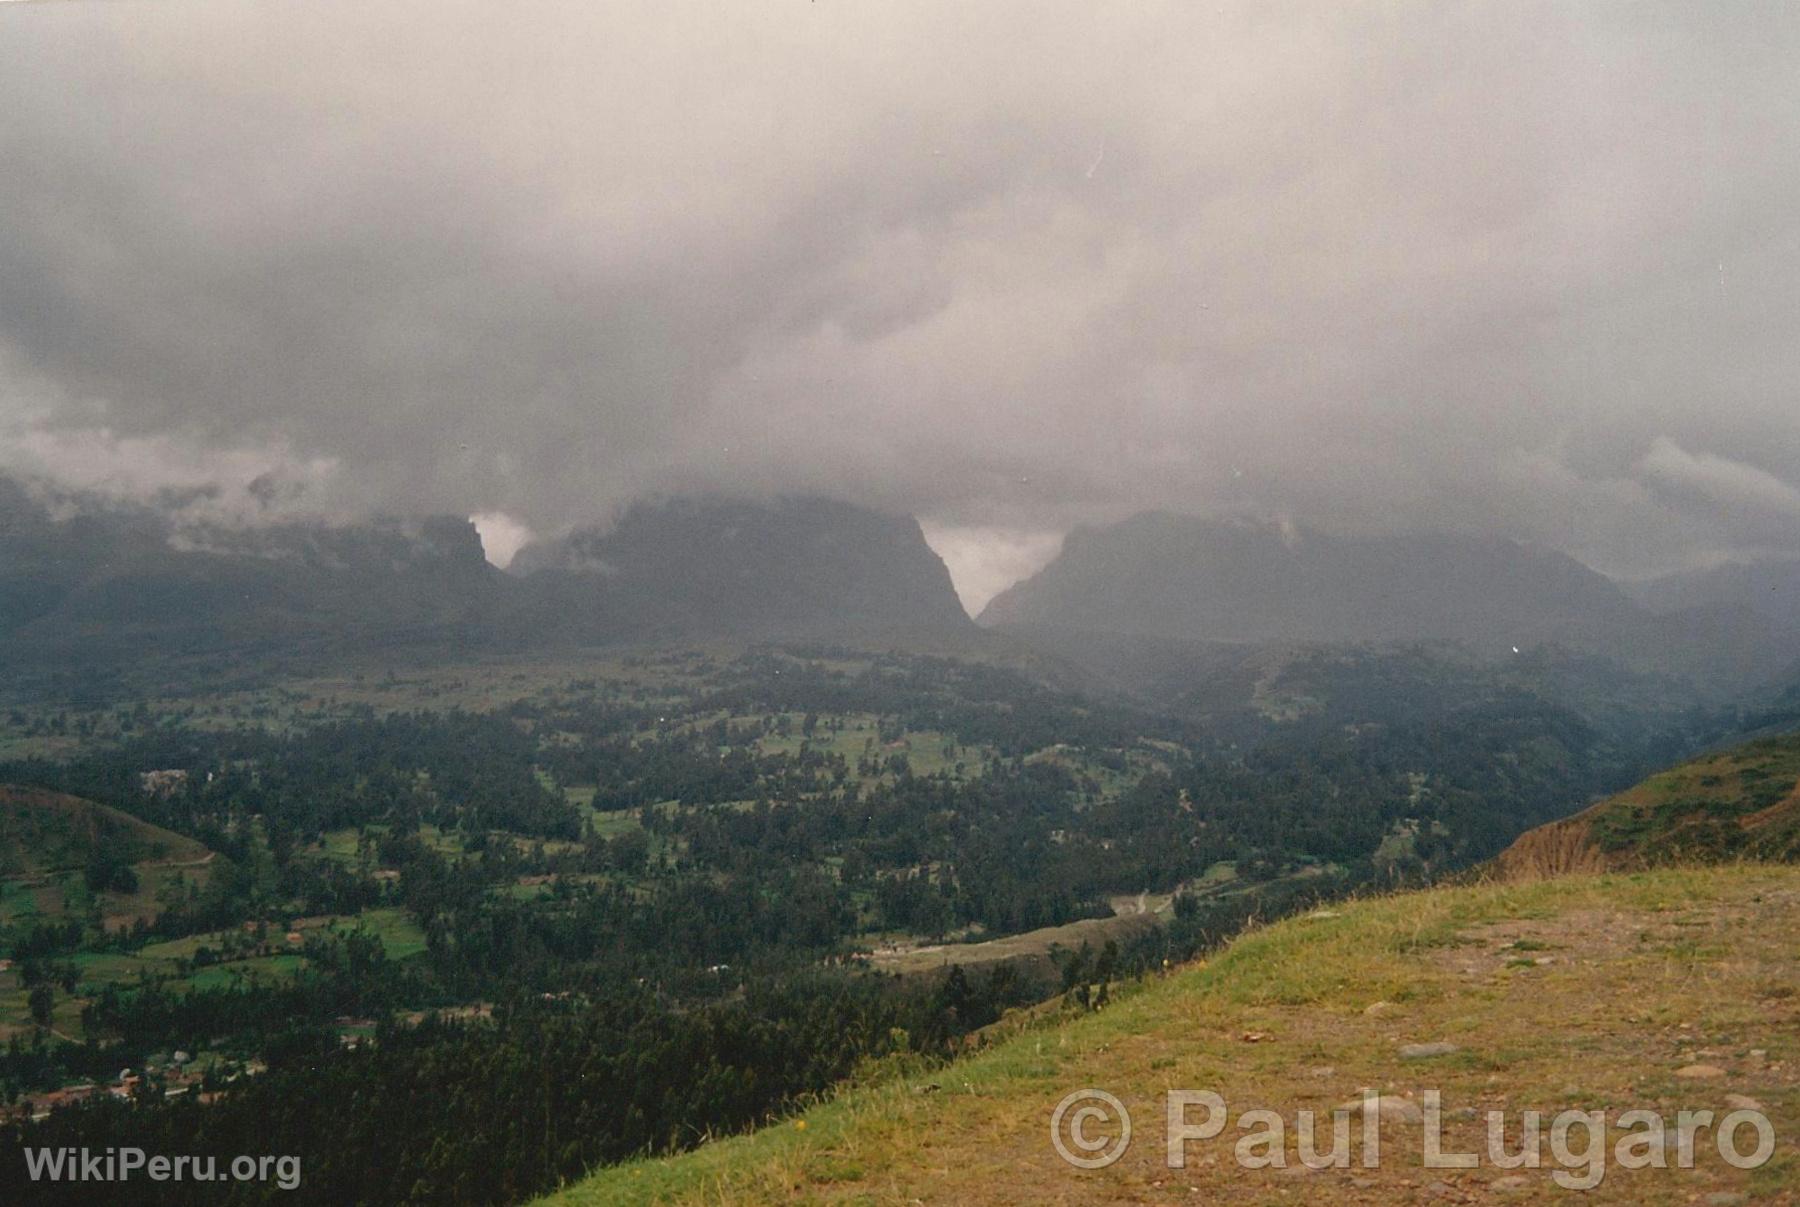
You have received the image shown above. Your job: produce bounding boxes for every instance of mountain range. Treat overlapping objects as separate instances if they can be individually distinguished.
[5,477,1798,691]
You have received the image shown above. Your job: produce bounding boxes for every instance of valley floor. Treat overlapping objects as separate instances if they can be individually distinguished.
[549,864,1800,1205]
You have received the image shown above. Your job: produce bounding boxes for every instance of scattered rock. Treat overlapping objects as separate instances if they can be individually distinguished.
[1364,1000,1399,1017]
[1424,1179,1458,1198]
[1490,1174,1530,1192]
[1675,1064,1727,1080]
[1240,1031,1273,1043]
[1309,1066,1336,1078]
[1349,1177,1379,1189]
[1337,1095,1423,1125]
[1532,956,1555,966]
[1399,1041,1460,1060]
[1722,1093,1765,1112]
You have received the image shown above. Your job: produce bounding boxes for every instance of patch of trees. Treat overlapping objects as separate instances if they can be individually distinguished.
[2,967,1038,1206]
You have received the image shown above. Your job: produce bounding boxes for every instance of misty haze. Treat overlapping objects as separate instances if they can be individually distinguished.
[2,4,1798,1205]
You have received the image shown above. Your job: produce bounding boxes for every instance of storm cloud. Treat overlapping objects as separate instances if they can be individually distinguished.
[3,1,1799,608]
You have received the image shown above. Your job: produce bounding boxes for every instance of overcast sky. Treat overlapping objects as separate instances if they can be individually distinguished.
[3,2,1799,610]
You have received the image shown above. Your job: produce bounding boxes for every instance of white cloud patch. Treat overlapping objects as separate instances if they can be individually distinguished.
[1638,437,1800,526]
[470,512,534,569]
[0,419,341,526]
[919,522,1064,617]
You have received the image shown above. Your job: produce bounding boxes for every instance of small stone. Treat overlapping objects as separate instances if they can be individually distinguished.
[1491,1174,1530,1192]
[1399,1041,1460,1060]
[1722,1093,1764,1112]
[1364,1000,1398,1017]
[1675,1064,1727,1079]
[1350,1177,1379,1189]
[1424,1180,1457,1198]
[1337,1095,1423,1125]
[1532,955,1555,965]
[1309,1065,1337,1078]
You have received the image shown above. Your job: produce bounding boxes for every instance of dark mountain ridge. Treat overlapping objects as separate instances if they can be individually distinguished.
[980,511,1800,688]
[0,481,971,668]
[1625,557,1800,625]
[980,512,1639,645]
[512,495,972,642]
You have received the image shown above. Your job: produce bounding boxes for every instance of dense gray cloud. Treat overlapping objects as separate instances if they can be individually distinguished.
[3,1,1799,608]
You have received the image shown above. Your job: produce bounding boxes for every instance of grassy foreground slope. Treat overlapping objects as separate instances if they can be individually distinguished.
[549,864,1799,1205]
